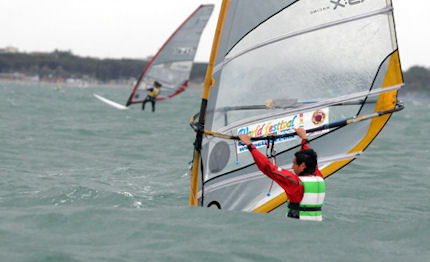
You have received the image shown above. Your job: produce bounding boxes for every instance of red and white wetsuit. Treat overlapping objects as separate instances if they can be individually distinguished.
[247,139,322,203]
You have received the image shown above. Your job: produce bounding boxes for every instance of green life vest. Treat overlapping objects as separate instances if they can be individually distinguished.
[287,176,325,221]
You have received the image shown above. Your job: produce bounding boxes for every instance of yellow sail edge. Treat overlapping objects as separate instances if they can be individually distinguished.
[320,51,402,178]
[253,193,287,213]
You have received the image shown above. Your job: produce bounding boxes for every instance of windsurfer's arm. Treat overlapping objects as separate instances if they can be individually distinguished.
[301,139,310,150]
[294,128,323,178]
[294,127,310,150]
[238,135,300,186]
[144,83,152,91]
[238,134,278,174]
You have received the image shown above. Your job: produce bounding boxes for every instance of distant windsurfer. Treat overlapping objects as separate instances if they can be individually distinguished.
[238,128,325,221]
[142,81,162,112]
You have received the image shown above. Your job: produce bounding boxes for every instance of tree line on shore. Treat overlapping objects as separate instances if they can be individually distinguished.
[0,50,428,94]
[402,66,430,94]
[0,50,207,84]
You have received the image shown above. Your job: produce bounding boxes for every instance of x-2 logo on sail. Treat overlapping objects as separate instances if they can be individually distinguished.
[331,0,364,10]
[175,47,195,55]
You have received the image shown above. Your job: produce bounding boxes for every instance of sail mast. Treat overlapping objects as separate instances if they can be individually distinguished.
[189,0,230,206]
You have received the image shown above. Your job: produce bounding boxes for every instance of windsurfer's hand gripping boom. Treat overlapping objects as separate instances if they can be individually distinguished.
[293,127,308,141]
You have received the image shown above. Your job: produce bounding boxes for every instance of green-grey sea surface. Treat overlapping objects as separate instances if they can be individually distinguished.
[0,81,429,262]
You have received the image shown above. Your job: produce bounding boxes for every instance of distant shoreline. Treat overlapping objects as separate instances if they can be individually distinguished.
[0,50,207,85]
[0,78,204,89]
[1,50,428,94]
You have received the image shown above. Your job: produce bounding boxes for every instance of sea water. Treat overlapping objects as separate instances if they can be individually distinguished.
[0,82,429,262]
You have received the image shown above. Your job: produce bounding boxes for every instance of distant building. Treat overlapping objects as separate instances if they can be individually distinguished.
[0,46,19,53]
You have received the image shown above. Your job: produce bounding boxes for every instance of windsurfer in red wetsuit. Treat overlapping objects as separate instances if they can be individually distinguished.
[238,127,326,221]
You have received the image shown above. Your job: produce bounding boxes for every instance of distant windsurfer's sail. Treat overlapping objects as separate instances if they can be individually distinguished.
[126,5,214,106]
[189,0,404,213]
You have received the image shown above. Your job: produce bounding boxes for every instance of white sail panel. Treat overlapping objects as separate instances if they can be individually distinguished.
[196,0,403,212]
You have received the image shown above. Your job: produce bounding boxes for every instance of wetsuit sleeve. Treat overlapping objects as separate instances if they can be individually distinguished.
[248,144,302,190]
[300,139,310,150]
[300,139,323,178]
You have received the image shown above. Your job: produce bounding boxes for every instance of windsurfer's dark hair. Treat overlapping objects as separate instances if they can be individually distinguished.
[294,149,317,175]
[154,81,162,87]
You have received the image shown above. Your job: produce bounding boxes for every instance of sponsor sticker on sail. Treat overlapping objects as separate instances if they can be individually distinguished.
[236,108,329,153]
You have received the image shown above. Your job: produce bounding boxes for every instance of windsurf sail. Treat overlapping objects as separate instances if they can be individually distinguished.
[126,5,214,106]
[190,0,404,213]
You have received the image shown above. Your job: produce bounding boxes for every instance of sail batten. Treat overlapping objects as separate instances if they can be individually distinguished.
[212,83,403,133]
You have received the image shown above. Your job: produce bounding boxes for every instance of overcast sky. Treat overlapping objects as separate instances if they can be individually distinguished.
[0,0,428,69]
